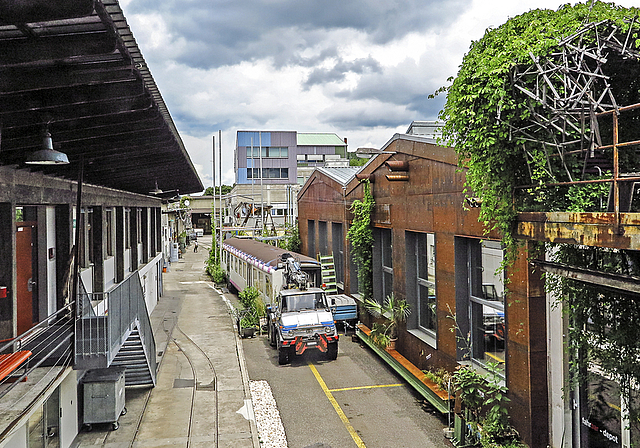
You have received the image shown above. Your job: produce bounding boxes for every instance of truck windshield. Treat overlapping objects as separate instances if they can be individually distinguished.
[283,293,325,312]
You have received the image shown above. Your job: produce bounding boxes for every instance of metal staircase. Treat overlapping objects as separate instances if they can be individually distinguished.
[75,272,157,388]
[319,253,338,294]
[110,324,155,387]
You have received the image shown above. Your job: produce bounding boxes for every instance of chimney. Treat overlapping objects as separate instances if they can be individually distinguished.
[344,137,347,144]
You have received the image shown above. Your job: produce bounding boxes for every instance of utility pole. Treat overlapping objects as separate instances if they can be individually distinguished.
[218,129,223,263]
[259,131,264,232]
[212,135,216,245]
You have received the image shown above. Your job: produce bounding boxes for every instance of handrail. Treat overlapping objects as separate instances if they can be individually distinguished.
[0,305,75,400]
[75,267,156,383]
[0,303,74,354]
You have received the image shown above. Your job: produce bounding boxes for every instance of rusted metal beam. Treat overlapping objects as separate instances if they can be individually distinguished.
[516,212,640,250]
[535,260,640,295]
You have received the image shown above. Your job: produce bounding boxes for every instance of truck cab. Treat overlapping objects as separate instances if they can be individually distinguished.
[266,287,338,364]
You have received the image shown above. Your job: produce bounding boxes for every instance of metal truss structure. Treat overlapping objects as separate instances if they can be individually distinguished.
[509,17,640,202]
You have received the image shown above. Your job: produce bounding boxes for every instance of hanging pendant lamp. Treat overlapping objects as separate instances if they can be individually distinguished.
[25,130,69,165]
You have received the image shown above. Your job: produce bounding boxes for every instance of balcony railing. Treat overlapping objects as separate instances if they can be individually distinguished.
[0,304,74,400]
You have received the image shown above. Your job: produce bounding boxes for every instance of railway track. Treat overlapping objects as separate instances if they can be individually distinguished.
[99,309,220,448]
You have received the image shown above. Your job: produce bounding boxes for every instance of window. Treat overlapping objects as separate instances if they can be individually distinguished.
[247,146,288,158]
[308,220,316,259]
[406,232,437,339]
[246,168,289,179]
[105,208,114,258]
[457,238,505,376]
[318,221,328,256]
[332,223,344,285]
[373,228,393,303]
[348,238,359,295]
[136,208,142,244]
[124,208,131,249]
[79,208,94,268]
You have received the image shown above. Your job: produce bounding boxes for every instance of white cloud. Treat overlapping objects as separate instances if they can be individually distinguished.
[120,0,640,192]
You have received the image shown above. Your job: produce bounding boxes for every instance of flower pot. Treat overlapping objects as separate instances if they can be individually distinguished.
[240,327,257,338]
[385,338,397,351]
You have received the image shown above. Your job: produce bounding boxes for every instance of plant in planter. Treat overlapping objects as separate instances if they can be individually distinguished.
[236,286,265,338]
[364,293,410,349]
[423,367,453,394]
[452,364,525,448]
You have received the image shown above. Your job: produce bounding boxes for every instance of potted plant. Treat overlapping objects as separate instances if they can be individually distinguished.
[364,293,410,350]
[236,286,265,338]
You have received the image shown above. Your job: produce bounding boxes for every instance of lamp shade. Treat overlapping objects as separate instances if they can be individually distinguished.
[25,131,69,165]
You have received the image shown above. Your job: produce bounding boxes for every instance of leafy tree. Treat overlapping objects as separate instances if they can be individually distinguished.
[204,184,233,196]
[281,222,301,253]
[349,157,369,167]
[179,195,191,209]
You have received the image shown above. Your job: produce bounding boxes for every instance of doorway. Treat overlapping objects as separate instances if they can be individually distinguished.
[16,208,38,335]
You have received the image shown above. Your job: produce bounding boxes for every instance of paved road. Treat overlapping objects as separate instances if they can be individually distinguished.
[242,328,452,448]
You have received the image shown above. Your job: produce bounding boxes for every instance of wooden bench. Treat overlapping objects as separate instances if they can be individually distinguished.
[0,350,32,382]
[356,323,452,414]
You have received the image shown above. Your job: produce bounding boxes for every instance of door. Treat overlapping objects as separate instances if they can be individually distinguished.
[16,222,37,335]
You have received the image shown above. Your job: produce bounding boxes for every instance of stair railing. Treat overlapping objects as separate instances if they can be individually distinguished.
[75,270,157,380]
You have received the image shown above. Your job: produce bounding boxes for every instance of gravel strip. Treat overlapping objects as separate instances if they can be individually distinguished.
[250,380,288,448]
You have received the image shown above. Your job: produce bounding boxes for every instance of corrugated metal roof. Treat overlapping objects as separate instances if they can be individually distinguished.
[0,0,203,196]
[297,133,346,146]
[316,166,363,186]
[223,237,320,268]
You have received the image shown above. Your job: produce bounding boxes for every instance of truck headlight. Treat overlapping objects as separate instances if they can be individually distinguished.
[324,326,334,334]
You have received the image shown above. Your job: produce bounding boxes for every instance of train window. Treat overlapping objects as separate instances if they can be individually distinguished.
[266,276,272,301]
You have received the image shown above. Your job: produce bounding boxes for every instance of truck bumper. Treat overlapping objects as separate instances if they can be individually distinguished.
[281,334,338,355]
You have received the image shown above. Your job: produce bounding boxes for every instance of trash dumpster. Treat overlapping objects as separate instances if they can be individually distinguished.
[82,367,126,431]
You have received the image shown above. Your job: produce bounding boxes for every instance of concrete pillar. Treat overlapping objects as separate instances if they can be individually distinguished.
[92,206,104,293]
[0,203,15,339]
[115,206,125,283]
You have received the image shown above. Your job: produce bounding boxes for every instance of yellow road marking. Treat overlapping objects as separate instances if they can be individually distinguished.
[484,351,505,363]
[308,362,367,448]
[329,383,403,392]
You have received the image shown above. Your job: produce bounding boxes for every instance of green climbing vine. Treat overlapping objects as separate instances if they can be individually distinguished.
[346,180,375,301]
[438,1,640,265]
[437,3,640,438]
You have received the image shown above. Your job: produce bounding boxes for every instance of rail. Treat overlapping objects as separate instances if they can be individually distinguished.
[0,304,74,399]
[75,271,156,380]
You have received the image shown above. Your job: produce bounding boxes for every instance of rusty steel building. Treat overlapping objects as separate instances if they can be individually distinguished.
[299,133,553,448]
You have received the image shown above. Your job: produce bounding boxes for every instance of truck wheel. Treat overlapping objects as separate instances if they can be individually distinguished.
[269,324,276,347]
[278,346,291,365]
[327,342,338,360]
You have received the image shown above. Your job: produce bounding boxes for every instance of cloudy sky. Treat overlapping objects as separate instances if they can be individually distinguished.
[118,0,637,190]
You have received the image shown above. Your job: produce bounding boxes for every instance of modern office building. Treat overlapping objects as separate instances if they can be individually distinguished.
[231,131,349,228]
